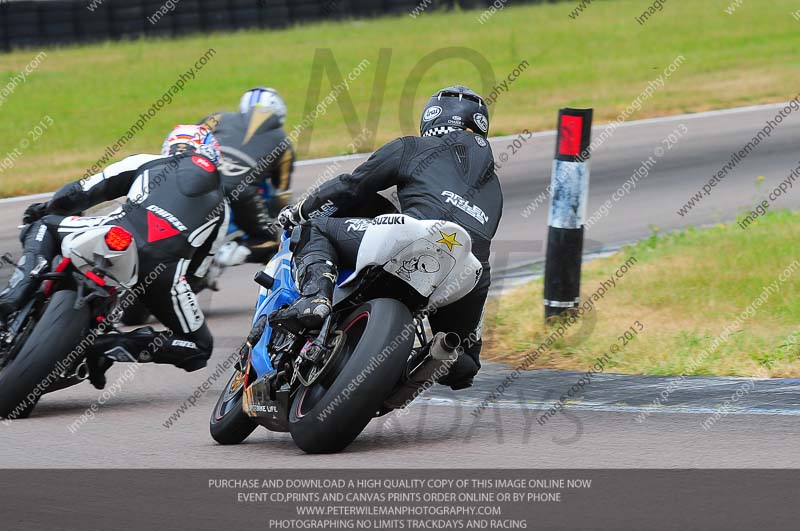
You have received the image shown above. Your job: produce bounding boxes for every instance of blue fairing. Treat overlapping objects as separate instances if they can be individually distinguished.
[250,234,298,377]
[248,231,354,379]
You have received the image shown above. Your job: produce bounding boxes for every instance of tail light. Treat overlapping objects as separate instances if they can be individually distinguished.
[105,226,133,251]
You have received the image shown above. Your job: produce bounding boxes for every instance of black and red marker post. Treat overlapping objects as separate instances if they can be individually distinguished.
[543,108,593,321]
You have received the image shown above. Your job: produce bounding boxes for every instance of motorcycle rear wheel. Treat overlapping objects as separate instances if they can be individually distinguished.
[0,290,89,419]
[288,298,414,454]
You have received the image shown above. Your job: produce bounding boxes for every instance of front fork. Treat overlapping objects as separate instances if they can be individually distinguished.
[239,315,293,431]
[239,309,348,432]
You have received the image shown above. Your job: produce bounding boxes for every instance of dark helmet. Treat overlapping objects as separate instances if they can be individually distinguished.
[419,85,489,139]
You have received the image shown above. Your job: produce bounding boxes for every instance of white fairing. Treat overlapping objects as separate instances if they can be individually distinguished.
[61,226,139,288]
[341,214,483,308]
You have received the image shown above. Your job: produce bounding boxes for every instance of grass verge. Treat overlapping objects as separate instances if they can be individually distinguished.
[482,210,800,377]
[0,0,798,196]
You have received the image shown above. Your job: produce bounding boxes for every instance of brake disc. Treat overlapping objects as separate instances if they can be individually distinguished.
[293,331,345,388]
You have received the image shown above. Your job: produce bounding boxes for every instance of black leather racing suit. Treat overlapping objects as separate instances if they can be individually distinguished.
[27,152,229,370]
[200,111,295,262]
[295,130,503,387]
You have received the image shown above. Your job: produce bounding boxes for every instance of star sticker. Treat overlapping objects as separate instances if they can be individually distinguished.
[436,231,462,252]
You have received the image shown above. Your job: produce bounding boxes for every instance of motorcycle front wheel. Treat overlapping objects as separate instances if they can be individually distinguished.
[209,315,266,445]
[209,369,258,445]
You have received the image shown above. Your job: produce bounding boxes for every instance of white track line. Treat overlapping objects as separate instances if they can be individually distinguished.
[417,396,800,417]
[0,192,54,205]
[1,101,790,206]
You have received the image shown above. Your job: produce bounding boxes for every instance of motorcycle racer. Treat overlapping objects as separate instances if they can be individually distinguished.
[271,85,503,390]
[199,87,295,265]
[0,125,229,388]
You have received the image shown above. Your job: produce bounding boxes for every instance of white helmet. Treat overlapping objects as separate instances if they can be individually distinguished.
[239,87,287,126]
[161,124,221,167]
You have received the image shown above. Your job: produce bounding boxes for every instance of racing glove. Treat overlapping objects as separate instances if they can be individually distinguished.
[277,200,305,231]
[22,202,49,225]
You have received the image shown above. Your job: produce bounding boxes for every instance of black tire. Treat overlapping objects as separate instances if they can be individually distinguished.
[0,290,89,419]
[9,396,39,420]
[120,299,151,326]
[209,369,258,445]
[288,298,414,454]
[209,315,266,445]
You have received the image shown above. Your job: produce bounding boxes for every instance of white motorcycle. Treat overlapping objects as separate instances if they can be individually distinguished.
[210,214,483,453]
[0,225,138,419]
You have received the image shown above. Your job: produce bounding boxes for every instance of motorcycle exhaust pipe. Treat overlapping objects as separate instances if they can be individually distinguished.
[383,332,460,410]
[430,332,460,359]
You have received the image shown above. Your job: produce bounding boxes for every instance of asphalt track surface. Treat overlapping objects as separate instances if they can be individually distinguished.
[0,103,799,468]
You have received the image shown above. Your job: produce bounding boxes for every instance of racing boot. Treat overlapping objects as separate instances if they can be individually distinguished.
[269,259,337,333]
[86,327,209,389]
[215,241,252,267]
[85,326,159,390]
[86,354,115,390]
[0,252,49,321]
